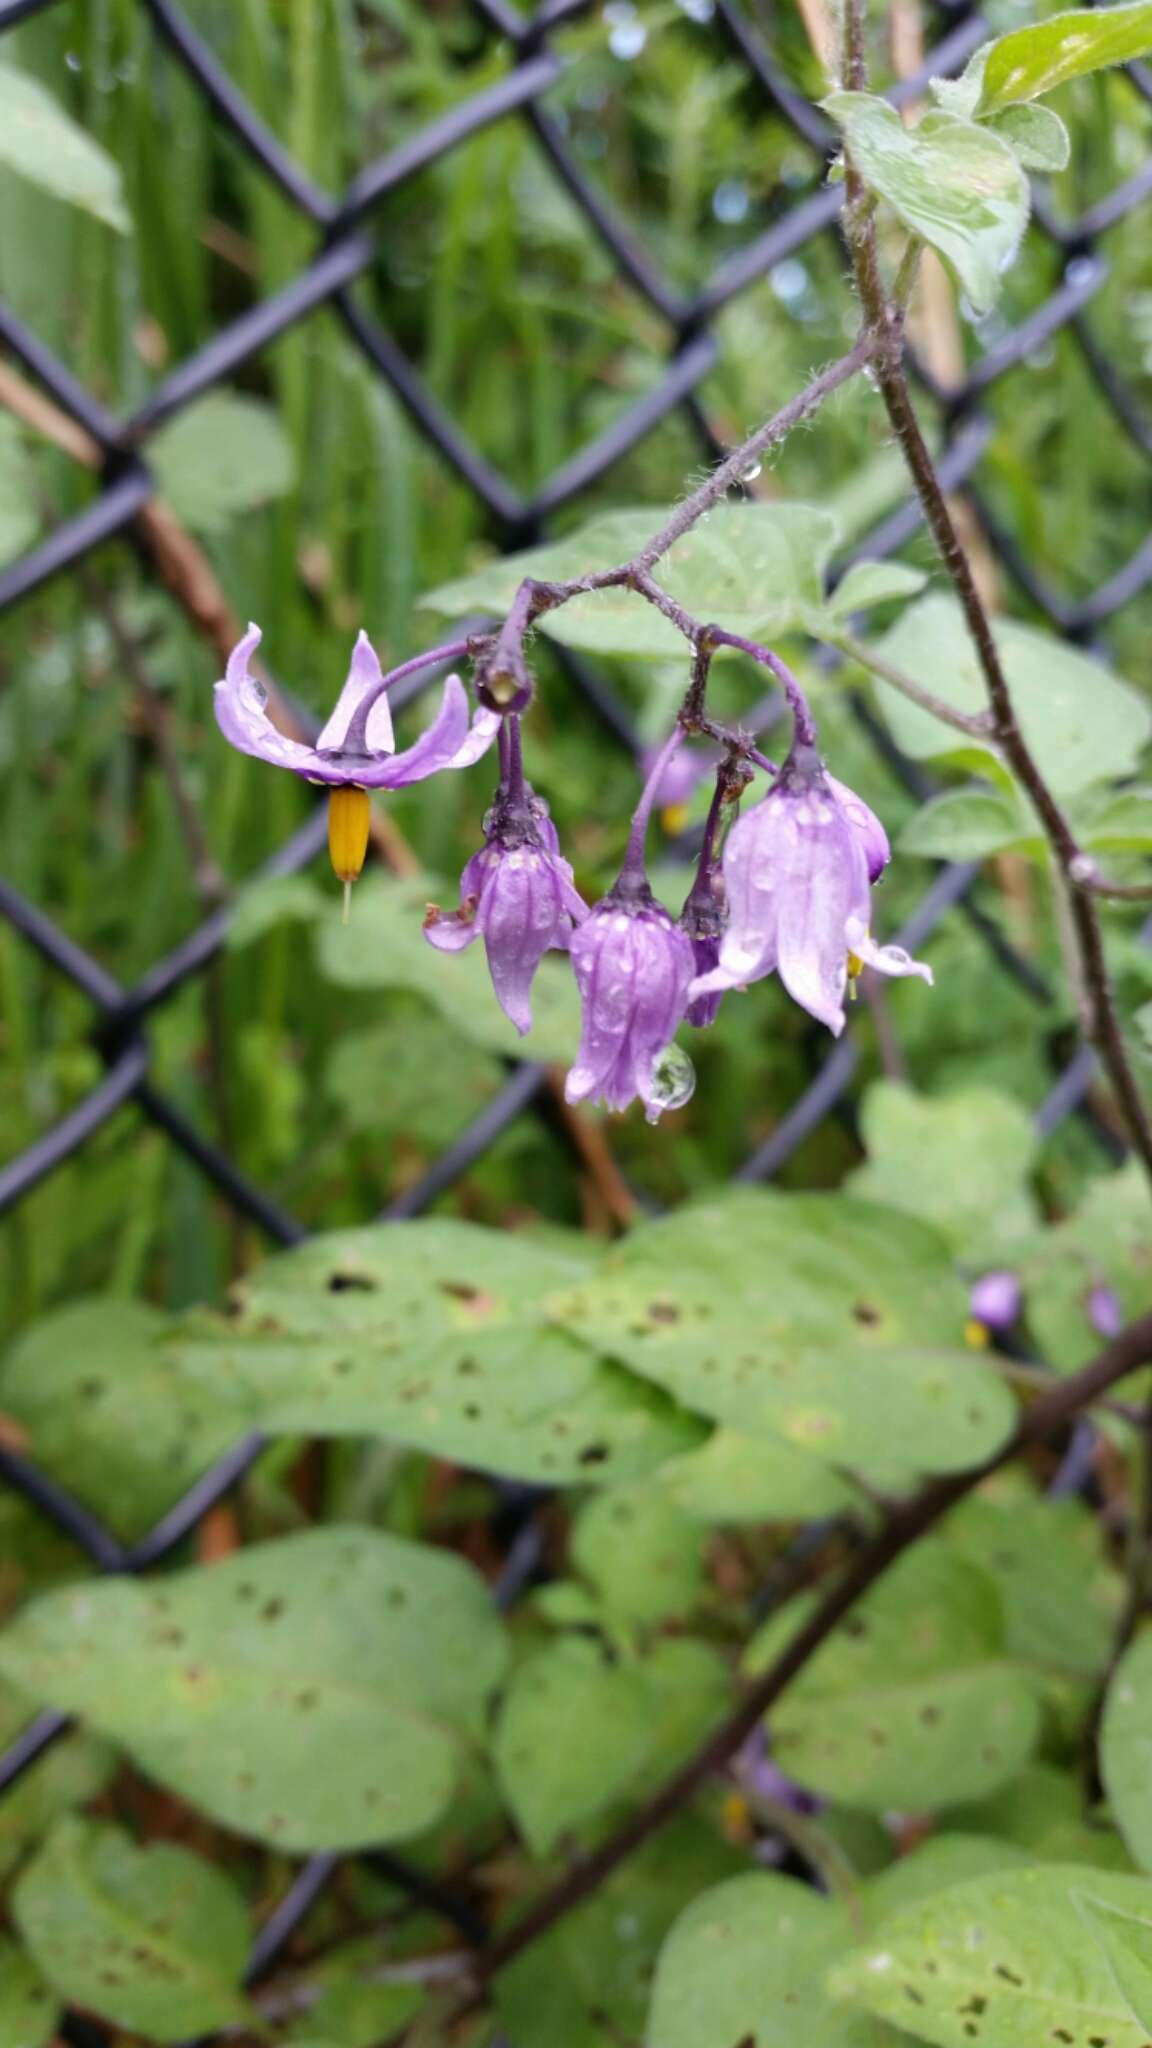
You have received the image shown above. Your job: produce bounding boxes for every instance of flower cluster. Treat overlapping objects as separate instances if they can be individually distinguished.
[214,626,934,1122]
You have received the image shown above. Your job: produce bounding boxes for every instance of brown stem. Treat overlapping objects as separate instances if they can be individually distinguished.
[380,1309,1152,2047]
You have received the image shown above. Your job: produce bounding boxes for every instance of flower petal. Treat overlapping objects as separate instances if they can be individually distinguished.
[774,806,860,1036]
[315,631,395,755]
[828,774,890,883]
[214,624,321,775]
[845,915,934,987]
[361,677,497,789]
[713,801,784,987]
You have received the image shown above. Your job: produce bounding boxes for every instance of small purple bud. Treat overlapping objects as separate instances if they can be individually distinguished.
[565,887,695,1122]
[1088,1283,1123,1339]
[969,1271,1022,1332]
[424,786,586,1037]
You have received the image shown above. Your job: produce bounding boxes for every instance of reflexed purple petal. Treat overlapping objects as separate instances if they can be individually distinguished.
[214,624,321,775]
[363,677,497,788]
[316,632,395,755]
[969,1271,1021,1330]
[829,774,890,882]
[845,916,934,988]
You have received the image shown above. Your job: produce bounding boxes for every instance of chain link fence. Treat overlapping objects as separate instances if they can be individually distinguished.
[0,0,1149,2033]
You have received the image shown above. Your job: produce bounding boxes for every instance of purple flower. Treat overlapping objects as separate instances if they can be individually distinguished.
[424,783,587,1038]
[689,745,931,1036]
[215,624,499,788]
[565,887,695,1123]
[969,1271,1022,1332]
[1088,1283,1123,1339]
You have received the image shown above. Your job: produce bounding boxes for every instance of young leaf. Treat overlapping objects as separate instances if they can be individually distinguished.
[824,558,929,618]
[495,1639,656,1853]
[150,392,296,534]
[13,1818,251,2042]
[652,1425,858,1524]
[570,1483,705,1623]
[822,92,1029,315]
[899,787,1041,862]
[419,501,840,658]
[986,102,1071,172]
[868,594,1152,792]
[745,1543,1042,1812]
[0,64,130,230]
[1102,1634,1152,1875]
[978,2,1152,111]
[547,1189,1015,1481]
[833,1863,1152,2047]
[944,1481,1121,1676]
[0,1528,509,1852]
[0,1934,57,2048]
[1070,785,1152,852]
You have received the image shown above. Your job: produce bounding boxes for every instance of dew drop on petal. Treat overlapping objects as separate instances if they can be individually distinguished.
[646,1043,696,1122]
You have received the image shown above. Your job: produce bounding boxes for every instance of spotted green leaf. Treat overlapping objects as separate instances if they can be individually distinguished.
[868,595,1152,793]
[1075,1892,1152,2032]
[0,1935,57,2048]
[651,1425,858,1525]
[180,1221,700,1485]
[570,1483,705,1623]
[823,93,1029,314]
[547,1189,1015,1480]
[419,501,841,658]
[944,1480,1121,1677]
[13,1818,250,2042]
[833,1864,1152,2047]
[0,1528,508,1852]
[0,64,130,230]
[746,1543,1041,1811]
[978,3,1152,110]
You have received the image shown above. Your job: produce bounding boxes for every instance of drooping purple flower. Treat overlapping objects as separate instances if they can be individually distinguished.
[1088,1283,1124,1339]
[565,887,695,1122]
[688,744,931,1036]
[424,743,587,1036]
[969,1270,1022,1332]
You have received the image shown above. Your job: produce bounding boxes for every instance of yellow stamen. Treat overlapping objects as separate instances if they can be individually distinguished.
[661,802,689,836]
[328,786,371,905]
[847,949,863,1000]
[964,1318,990,1350]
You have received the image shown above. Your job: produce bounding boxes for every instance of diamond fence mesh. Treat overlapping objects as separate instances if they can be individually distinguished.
[0,0,1149,2029]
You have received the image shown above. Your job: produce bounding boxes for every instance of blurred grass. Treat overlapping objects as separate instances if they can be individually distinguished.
[0,0,1149,1333]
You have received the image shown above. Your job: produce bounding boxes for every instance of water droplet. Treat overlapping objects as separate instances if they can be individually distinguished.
[739,457,762,483]
[769,257,810,305]
[677,0,716,19]
[64,49,83,71]
[713,177,749,225]
[646,1043,695,1121]
[604,1,646,57]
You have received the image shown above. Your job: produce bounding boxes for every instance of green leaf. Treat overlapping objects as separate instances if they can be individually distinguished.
[848,1081,1038,1263]
[647,1870,869,2048]
[548,1189,1015,1481]
[225,873,326,949]
[316,871,584,1063]
[746,1543,1041,1812]
[497,1818,744,2048]
[1075,1892,1152,2032]
[570,1483,705,1623]
[1102,1635,1152,1876]
[869,595,1152,793]
[1070,786,1152,853]
[495,1638,656,1853]
[150,391,296,534]
[652,1425,858,1524]
[419,501,841,658]
[979,3,1152,110]
[13,1818,250,2042]
[899,787,1041,862]
[822,93,1029,314]
[324,1019,505,1147]
[0,1675,115,1882]
[944,1480,1121,1676]
[833,1864,1152,2047]
[825,559,929,619]
[281,1935,423,2046]
[0,1527,508,1852]
[985,102,1071,172]
[0,1935,57,2048]
[862,1833,1035,1918]
[0,64,130,230]
[0,1299,251,1539]
[179,1220,699,1485]
[1014,1163,1151,1374]
[949,1763,1133,1871]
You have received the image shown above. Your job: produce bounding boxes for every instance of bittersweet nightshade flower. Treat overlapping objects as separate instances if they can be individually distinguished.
[969,1270,1022,1332]
[565,727,696,1123]
[215,624,499,912]
[689,743,932,1036]
[1088,1282,1123,1338]
[424,722,587,1036]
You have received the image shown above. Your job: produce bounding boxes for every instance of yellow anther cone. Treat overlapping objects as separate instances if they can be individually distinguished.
[328,787,371,921]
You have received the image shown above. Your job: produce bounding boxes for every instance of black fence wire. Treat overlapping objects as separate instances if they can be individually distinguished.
[0,0,1150,2032]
